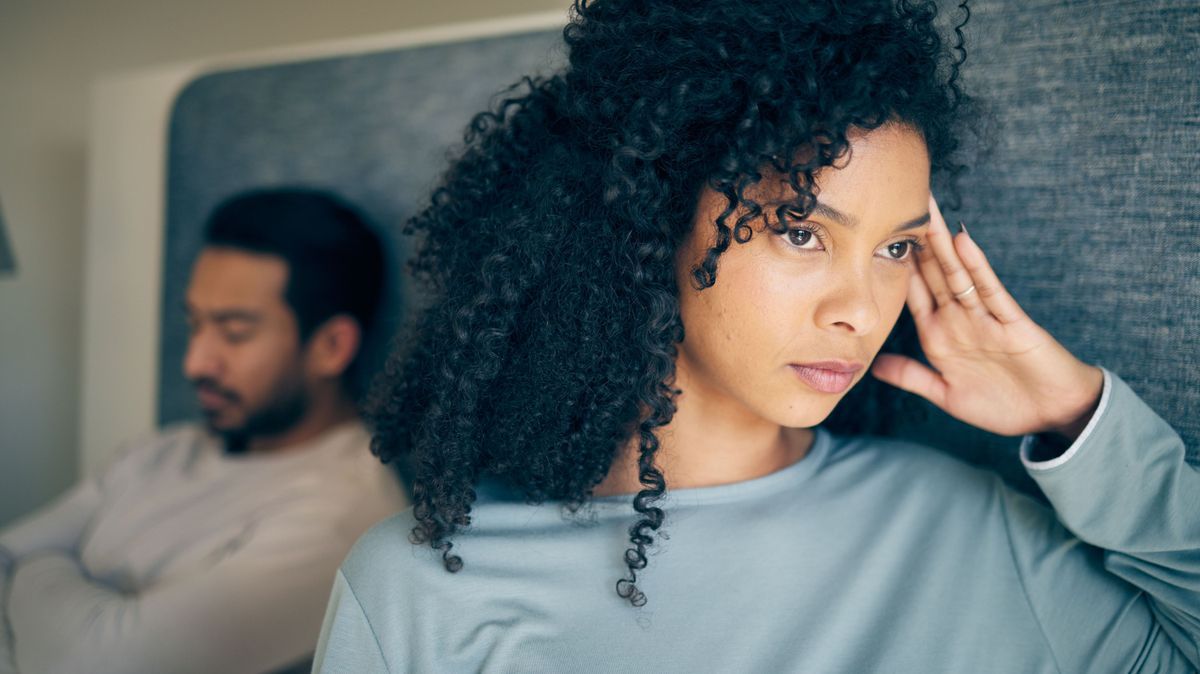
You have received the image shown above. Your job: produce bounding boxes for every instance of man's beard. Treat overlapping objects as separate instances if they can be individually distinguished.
[193,375,310,454]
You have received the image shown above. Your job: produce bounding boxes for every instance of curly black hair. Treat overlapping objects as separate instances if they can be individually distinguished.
[369,0,977,607]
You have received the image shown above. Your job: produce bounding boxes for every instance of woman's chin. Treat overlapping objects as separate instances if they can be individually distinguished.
[771,400,841,430]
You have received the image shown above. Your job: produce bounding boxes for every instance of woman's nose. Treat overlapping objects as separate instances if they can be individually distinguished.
[811,268,882,336]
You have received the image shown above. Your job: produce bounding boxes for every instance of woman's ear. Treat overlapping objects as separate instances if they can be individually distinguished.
[305,315,362,379]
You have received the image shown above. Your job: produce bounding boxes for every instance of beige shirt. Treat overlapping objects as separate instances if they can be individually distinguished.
[0,420,408,674]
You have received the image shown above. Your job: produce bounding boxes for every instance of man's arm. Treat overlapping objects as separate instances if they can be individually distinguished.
[0,480,102,566]
[7,499,359,674]
[0,479,103,674]
[0,571,16,674]
[0,426,176,569]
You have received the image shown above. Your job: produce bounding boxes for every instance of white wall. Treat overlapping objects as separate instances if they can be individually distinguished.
[0,0,565,527]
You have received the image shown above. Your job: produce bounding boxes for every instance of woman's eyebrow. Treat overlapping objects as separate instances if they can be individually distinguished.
[811,202,930,233]
[892,212,931,232]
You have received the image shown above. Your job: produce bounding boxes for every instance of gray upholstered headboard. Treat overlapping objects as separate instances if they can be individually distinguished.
[159,2,1197,497]
[892,0,1199,494]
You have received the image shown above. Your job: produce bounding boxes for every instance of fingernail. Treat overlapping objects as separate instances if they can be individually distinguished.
[957,220,970,236]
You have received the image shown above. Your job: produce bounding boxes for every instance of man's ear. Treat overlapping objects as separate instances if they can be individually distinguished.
[305,315,362,379]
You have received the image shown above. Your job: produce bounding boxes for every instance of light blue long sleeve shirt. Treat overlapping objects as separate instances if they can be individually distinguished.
[313,369,1199,673]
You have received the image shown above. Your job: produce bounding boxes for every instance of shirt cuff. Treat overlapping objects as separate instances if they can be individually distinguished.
[1019,367,1113,472]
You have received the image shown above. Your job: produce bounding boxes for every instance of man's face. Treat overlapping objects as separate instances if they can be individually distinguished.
[183,247,309,442]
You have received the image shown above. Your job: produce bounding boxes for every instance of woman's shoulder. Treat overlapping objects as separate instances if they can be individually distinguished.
[818,430,1064,554]
[819,428,1007,503]
[824,428,989,474]
[339,509,436,585]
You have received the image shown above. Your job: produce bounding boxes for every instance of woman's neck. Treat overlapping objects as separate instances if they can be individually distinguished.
[593,357,815,496]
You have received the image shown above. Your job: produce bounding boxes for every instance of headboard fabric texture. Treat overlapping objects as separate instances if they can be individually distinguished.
[161,2,1197,501]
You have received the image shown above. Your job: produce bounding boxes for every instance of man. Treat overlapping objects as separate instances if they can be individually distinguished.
[0,188,408,674]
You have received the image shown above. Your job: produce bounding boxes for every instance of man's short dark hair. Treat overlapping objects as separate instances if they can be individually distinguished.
[203,186,387,351]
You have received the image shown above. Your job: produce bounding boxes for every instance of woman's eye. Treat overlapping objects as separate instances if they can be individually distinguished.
[785,228,821,250]
[882,240,920,261]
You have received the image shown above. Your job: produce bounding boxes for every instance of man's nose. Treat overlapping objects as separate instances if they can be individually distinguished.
[182,330,222,381]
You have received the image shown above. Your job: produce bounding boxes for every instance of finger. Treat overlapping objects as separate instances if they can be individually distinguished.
[916,237,952,309]
[905,265,935,322]
[870,354,948,409]
[917,195,952,308]
[953,226,1029,325]
[926,196,985,314]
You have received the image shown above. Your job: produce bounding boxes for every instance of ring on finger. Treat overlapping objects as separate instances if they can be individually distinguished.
[953,284,977,300]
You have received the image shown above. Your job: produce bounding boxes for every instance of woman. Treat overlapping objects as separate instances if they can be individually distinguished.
[314,1,1198,671]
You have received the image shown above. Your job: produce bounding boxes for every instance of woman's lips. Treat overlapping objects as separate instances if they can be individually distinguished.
[789,361,864,394]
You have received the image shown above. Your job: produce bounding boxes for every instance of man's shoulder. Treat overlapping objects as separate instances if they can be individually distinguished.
[114,421,207,451]
[99,422,211,473]
[288,421,409,509]
[154,421,208,444]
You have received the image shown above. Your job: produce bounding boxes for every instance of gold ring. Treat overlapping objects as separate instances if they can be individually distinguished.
[953,285,977,300]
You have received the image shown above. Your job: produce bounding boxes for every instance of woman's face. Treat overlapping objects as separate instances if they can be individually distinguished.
[675,123,931,429]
